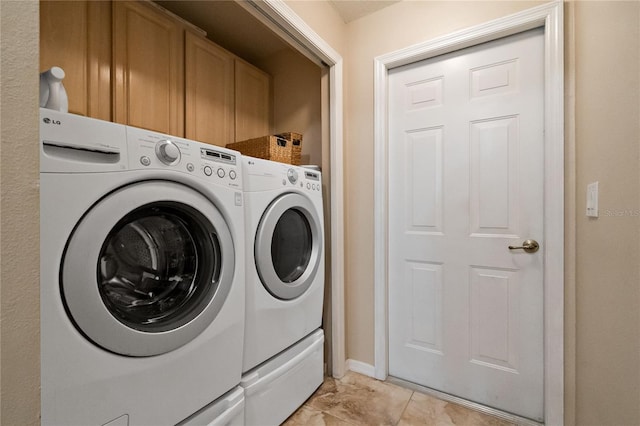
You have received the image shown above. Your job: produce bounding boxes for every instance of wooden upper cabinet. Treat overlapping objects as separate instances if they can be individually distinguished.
[40,0,111,120]
[185,32,234,147]
[41,0,272,142]
[235,59,271,142]
[113,1,184,136]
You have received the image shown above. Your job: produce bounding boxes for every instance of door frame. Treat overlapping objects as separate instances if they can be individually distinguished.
[373,2,564,424]
[239,0,346,378]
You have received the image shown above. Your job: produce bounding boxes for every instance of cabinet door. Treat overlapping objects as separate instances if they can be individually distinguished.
[235,60,271,141]
[185,32,234,147]
[113,1,184,136]
[40,0,111,120]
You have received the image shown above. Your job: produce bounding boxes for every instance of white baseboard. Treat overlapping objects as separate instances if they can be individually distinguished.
[345,359,376,378]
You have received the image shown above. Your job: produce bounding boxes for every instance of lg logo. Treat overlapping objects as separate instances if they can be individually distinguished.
[43,117,61,125]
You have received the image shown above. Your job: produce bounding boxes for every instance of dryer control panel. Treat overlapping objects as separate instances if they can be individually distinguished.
[126,126,242,189]
[243,156,321,196]
[302,169,322,193]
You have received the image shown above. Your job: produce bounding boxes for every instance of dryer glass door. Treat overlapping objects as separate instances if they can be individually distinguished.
[271,209,312,283]
[255,193,322,300]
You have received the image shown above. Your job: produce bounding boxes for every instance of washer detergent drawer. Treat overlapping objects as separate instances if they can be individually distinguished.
[241,329,324,426]
[178,386,245,426]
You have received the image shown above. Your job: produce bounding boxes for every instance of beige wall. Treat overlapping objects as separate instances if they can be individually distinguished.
[284,0,347,60]
[573,2,640,424]
[256,49,323,166]
[0,0,41,424]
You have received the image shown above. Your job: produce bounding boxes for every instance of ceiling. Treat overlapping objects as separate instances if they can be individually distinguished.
[329,0,401,23]
[155,1,402,64]
[155,1,292,64]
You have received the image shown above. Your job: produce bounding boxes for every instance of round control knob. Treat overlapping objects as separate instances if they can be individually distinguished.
[217,168,225,178]
[229,170,237,180]
[140,156,151,166]
[155,140,181,165]
[203,166,213,176]
[287,168,298,185]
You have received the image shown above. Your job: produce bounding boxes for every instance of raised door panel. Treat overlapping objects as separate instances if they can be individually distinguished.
[469,116,519,235]
[185,32,234,147]
[113,1,184,136]
[235,60,271,141]
[40,0,111,120]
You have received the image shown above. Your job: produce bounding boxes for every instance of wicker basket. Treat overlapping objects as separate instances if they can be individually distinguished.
[276,132,302,165]
[227,132,302,165]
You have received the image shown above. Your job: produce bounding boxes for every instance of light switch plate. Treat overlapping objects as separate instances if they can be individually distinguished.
[586,181,599,217]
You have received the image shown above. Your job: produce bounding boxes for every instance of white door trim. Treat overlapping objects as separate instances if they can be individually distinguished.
[374,2,564,424]
[239,0,346,378]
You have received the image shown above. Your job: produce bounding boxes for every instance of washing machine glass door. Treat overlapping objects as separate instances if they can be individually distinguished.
[62,181,235,356]
[255,193,322,300]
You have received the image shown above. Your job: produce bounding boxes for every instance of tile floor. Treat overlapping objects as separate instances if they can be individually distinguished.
[283,371,517,426]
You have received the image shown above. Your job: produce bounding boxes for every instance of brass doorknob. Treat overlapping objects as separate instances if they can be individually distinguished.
[508,239,539,253]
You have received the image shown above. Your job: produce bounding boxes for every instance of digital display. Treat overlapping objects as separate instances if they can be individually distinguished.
[305,171,319,181]
[201,148,235,165]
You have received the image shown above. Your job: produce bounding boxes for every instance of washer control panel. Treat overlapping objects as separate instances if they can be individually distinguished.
[200,147,238,184]
[126,126,241,189]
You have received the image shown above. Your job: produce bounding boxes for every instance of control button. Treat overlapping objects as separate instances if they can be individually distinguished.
[186,163,195,172]
[204,166,212,176]
[317,184,321,191]
[312,184,316,191]
[229,170,237,180]
[217,168,225,178]
[140,156,151,166]
[307,183,311,189]
[155,140,181,165]
[282,179,287,186]
[287,168,298,184]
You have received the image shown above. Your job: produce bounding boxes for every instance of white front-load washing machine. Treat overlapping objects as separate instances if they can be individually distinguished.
[40,109,245,425]
[240,157,325,425]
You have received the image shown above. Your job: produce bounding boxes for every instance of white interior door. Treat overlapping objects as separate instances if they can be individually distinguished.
[388,28,544,421]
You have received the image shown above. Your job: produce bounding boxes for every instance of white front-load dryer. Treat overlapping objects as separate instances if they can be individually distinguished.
[40,109,245,425]
[241,157,325,425]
